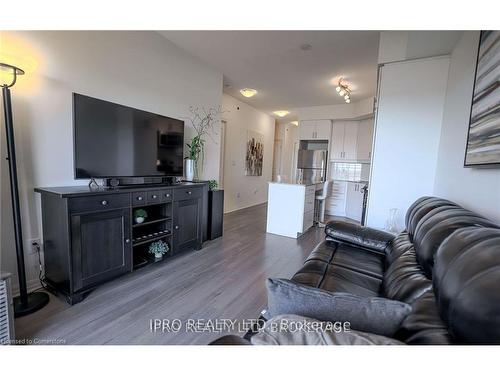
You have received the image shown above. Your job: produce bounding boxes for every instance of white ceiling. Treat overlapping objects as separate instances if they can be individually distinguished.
[158,31,380,118]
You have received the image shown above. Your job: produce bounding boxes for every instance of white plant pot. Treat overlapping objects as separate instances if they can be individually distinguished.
[135,217,145,224]
[154,253,163,259]
[185,159,195,181]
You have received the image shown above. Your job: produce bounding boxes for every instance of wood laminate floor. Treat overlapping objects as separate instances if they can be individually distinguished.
[15,203,326,345]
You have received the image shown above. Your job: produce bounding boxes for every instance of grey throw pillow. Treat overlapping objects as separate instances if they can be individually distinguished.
[266,278,412,337]
[251,314,405,345]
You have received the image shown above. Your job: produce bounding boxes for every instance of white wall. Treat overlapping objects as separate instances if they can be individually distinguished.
[366,56,450,230]
[434,32,500,222]
[0,31,222,294]
[221,94,275,213]
[378,31,463,64]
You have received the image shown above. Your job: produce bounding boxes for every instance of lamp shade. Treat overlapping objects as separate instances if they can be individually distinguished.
[0,62,24,88]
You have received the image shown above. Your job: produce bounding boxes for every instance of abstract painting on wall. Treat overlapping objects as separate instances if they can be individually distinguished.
[464,30,500,167]
[245,130,264,176]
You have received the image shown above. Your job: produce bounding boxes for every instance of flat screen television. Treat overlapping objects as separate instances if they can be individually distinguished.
[73,93,184,179]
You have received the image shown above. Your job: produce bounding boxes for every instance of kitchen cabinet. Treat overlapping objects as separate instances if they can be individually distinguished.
[356,118,374,161]
[343,123,358,160]
[299,120,331,141]
[345,182,365,222]
[331,119,373,162]
[315,120,332,140]
[330,122,346,160]
[326,181,347,216]
[331,121,358,161]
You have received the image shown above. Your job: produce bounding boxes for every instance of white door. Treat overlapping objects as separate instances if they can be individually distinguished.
[298,120,316,140]
[343,122,358,161]
[272,139,283,181]
[330,122,345,160]
[315,120,332,141]
[356,118,374,161]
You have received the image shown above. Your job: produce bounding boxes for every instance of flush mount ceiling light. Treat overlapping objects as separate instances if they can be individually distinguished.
[240,88,258,98]
[290,121,299,126]
[273,110,290,117]
[336,78,352,104]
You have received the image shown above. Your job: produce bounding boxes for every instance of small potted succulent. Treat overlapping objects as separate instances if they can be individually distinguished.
[134,209,148,224]
[208,179,218,191]
[149,240,169,259]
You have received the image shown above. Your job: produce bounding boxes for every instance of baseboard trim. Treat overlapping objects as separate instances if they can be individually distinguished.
[224,201,267,214]
[11,278,42,298]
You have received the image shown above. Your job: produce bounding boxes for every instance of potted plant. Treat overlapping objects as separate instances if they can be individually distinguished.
[148,240,169,259]
[208,179,219,191]
[134,209,148,224]
[184,106,222,181]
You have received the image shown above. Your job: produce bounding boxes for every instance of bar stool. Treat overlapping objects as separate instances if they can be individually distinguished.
[315,180,332,227]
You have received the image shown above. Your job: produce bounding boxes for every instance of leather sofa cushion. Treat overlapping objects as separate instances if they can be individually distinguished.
[413,208,498,277]
[385,231,414,265]
[325,219,394,254]
[383,246,432,304]
[405,196,457,240]
[394,288,451,344]
[291,240,383,297]
[433,227,500,343]
[319,264,382,297]
[266,279,411,337]
[327,240,385,279]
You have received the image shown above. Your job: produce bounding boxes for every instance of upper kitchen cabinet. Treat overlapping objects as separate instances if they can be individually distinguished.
[330,121,358,161]
[299,120,331,141]
[356,118,374,161]
[315,120,332,140]
[330,119,373,162]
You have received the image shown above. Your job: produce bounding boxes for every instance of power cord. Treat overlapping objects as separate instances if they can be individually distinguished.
[34,242,49,291]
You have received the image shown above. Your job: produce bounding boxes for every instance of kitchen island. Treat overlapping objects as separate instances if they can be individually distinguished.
[266,182,323,238]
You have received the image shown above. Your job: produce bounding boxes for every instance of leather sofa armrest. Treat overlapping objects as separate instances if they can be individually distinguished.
[209,335,252,345]
[325,219,395,254]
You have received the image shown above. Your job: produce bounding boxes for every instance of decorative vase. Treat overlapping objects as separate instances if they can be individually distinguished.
[385,208,400,234]
[154,253,163,259]
[135,217,145,224]
[185,159,195,181]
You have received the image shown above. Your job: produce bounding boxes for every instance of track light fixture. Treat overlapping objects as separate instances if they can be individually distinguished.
[336,78,352,104]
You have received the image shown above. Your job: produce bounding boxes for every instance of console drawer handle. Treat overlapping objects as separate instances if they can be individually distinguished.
[137,196,143,201]
[174,225,179,230]
[152,194,157,199]
[165,193,170,198]
[125,238,130,244]
[187,191,192,195]
[101,200,108,206]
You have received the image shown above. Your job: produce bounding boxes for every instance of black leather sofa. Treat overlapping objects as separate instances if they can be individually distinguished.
[211,196,500,345]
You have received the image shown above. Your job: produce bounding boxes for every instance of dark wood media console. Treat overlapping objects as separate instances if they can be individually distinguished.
[35,182,208,304]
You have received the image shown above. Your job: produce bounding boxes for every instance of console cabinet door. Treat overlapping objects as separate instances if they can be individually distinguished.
[71,208,132,291]
[173,198,202,253]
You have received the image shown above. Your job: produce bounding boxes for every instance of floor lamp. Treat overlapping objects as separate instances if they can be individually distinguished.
[1,62,49,317]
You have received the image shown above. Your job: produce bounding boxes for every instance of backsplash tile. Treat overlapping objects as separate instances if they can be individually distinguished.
[330,162,370,181]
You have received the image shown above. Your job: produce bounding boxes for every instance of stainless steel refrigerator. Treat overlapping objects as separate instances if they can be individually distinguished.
[297,149,328,184]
